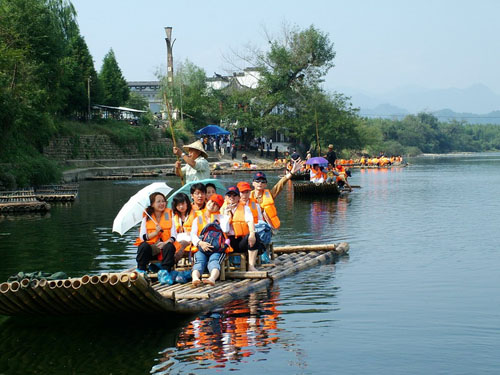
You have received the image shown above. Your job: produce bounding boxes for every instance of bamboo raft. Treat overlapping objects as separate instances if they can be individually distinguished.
[131,171,160,178]
[290,172,310,181]
[0,190,51,213]
[35,185,79,202]
[0,243,348,316]
[293,182,342,196]
[86,175,132,181]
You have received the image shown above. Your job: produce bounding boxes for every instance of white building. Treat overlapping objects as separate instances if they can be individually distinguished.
[127,81,162,113]
[206,67,261,90]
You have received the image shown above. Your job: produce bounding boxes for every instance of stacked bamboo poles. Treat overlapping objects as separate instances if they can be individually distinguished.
[293,182,341,196]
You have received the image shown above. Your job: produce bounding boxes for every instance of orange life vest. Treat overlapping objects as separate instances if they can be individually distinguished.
[231,203,250,237]
[174,211,195,234]
[247,199,260,224]
[134,209,173,260]
[251,189,280,229]
[192,209,232,253]
[310,169,323,181]
[173,211,195,252]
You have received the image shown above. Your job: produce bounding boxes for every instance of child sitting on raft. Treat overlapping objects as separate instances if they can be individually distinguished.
[190,194,229,287]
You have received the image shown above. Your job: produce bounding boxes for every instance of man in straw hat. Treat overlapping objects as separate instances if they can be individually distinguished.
[173,140,210,183]
[325,144,337,167]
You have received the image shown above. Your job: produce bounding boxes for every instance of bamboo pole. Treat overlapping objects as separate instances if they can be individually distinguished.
[47,279,85,313]
[7,281,41,314]
[163,91,184,186]
[38,279,73,314]
[119,273,165,313]
[1,282,31,314]
[87,275,122,312]
[108,273,147,311]
[20,278,58,314]
[69,276,106,314]
[128,273,176,312]
[224,271,269,279]
[98,273,136,312]
[63,278,100,313]
[273,244,337,253]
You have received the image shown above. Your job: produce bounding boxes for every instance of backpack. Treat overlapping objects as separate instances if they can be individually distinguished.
[197,220,228,254]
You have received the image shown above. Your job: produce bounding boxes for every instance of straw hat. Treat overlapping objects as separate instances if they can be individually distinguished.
[183,140,208,158]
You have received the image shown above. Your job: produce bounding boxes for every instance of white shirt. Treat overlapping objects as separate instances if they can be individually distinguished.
[181,155,210,183]
[190,212,230,247]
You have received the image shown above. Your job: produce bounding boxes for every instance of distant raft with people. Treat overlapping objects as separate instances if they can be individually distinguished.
[293,182,345,196]
[0,243,349,316]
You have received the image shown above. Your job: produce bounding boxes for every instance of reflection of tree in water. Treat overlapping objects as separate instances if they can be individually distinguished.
[153,289,282,373]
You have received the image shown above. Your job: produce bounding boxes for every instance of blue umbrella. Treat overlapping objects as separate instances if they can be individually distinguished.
[306,156,329,166]
[167,178,226,207]
[195,125,230,136]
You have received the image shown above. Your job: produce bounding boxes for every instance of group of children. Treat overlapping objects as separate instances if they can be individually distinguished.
[134,165,298,287]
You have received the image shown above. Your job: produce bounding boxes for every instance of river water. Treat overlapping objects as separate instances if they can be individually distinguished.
[0,153,499,374]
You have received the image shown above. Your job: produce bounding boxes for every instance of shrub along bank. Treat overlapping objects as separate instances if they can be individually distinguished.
[0,120,172,190]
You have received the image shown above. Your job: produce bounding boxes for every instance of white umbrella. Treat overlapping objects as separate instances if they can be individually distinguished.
[112,182,173,235]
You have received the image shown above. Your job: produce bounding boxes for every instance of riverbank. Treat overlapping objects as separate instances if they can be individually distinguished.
[61,150,281,182]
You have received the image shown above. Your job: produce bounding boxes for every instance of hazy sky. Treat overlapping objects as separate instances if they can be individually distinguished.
[72,0,500,95]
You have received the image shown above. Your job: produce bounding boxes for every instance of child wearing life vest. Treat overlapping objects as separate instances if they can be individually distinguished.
[135,192,177,274]
[190,194,228,287]
[171,193,196,263]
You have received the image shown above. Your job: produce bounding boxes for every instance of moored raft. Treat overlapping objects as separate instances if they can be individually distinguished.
[86,175,131,181]
[0,190,51,213]
[35,185,79,202]
[293,182,342,196]
[0,242,348,316]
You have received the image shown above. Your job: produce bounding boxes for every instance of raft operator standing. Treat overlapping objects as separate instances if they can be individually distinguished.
[173,140,210,183]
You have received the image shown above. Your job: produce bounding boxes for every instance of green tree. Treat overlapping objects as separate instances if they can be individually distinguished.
[126,92,149,111]
[61,34,101,117]
[99,49,129,107]
[160,59,219,129]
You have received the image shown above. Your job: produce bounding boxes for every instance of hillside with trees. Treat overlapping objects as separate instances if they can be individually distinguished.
[2,1,500,188]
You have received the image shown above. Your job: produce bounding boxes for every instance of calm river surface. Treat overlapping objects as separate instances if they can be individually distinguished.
[1,153,500,374]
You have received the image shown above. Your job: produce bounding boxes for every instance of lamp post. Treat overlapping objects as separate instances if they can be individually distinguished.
[164,27,175,86]
[87,76,91,121]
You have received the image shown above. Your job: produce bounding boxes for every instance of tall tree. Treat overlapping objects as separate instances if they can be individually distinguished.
[61,34,101,117]
[161,59,218,128]
[99,49,129,107]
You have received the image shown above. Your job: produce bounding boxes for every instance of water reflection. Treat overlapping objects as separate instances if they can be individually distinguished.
[153,290,282,373]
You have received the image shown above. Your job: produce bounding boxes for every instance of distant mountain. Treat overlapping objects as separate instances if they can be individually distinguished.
[359,103,409,120]
[431,109,500,125]
[341,83,500,115]
[338,83,500,124]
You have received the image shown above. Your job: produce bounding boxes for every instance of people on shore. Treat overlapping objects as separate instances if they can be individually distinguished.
[134,192,177,274]
[173,140,210,183]
[190,194,228,287]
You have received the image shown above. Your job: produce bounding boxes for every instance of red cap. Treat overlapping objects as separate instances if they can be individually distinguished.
[237,181,251,192]
[209,194,224,208]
